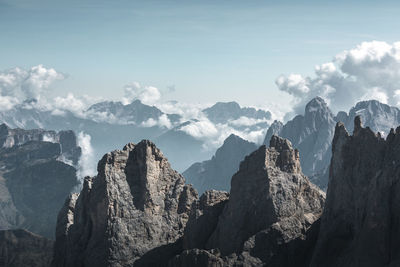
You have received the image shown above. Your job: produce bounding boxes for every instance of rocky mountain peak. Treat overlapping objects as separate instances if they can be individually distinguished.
[53,140,198,266]
[206,136,325,259]
[311,115,400,266]
[269,135,301,173]
[304,97,334,124]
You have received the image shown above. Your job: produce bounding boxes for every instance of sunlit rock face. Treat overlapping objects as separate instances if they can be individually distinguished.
[53,140,197,267]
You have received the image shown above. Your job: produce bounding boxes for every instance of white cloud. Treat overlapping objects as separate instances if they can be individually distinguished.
[276,41,400,114]
[76,132,96,185]
[53,93,87,115]
[0,65,64,103]
[229,116,269,127]
[141,114,172,129]
[123,82,161,105]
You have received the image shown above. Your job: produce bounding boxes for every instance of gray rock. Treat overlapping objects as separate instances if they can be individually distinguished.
[173,136,325,266]
[0,135,79,239]
[183,190,229,250]
[263,120,283,146]
[206,136,325,260]
[183,134,257,194]
[263,97,336,190]
[53,140,198,267]
[310,116,400,266]
[0,123,81,165]
[0,229,53,267]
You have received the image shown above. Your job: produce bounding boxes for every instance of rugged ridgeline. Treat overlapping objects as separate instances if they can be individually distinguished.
[173,136,325,266]
[53,136,325,266]
[264,97,400,189]
[0,124,80,239]
[263,97,336,190]
[310,116,400,266]
[183,134,257,194]
[0,229,53,267]
[0,123,81,165]
[52,140,198,267]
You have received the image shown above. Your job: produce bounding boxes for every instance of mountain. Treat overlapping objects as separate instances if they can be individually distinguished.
[86,100,181,125]
[0,125,80,239]
[154,120,215,171]
[337,99,400,135]
[263,97,336,189]
[0,229,53,267]
[263,120,283,145]
[183,134,257,193]
[263,98,400,190]
[0,100,169,171]
[53,136,324,266]
[53,141,198,267]
[310,116,400,266]
[203,101,271,124]
[0,123,81,165]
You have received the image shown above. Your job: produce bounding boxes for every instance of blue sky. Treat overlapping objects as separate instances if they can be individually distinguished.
[1,0,400,108]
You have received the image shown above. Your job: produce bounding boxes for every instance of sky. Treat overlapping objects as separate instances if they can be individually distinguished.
[1,0,400,112]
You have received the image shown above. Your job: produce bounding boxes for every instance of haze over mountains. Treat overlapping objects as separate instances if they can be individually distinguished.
[0,98,273,173]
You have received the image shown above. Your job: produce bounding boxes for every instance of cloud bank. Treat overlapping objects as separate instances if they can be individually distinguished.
[276,41,400,114]
[123,82,161,105]
[0,65,64,102]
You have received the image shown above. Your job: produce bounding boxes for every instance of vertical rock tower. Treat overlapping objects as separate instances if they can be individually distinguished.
[53,140,198,267]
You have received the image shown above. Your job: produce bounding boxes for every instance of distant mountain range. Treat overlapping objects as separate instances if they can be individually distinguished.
[0,99,272,172]
[184,97,400,193]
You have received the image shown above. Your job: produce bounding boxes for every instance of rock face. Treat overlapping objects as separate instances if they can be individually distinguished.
[338,99,400,136]
[263,97,336,189]
[183,134,257,193]
[0,123,81,165]
[173,136,325,266]
[310,116,400,266]
[263,120,283,146]
[0,229,53,267]
[0,125,80,239]
[53,140,198,267]
[264,98,400,190]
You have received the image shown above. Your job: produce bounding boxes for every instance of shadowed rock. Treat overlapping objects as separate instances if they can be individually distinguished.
[311,116,400,266]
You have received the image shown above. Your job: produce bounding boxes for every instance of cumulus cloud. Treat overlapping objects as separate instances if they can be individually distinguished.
[0,65,64,103]
[276,41,400,114]
[141,114,172,129]
[123,82,161,105]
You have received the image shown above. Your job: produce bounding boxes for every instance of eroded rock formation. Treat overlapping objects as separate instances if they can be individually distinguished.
[311,116,400,266]
[174,136,325,266]
[0,125,80,239]
[53,140,198,267]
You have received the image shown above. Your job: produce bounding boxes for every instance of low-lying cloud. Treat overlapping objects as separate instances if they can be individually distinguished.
[276,41,400,114]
